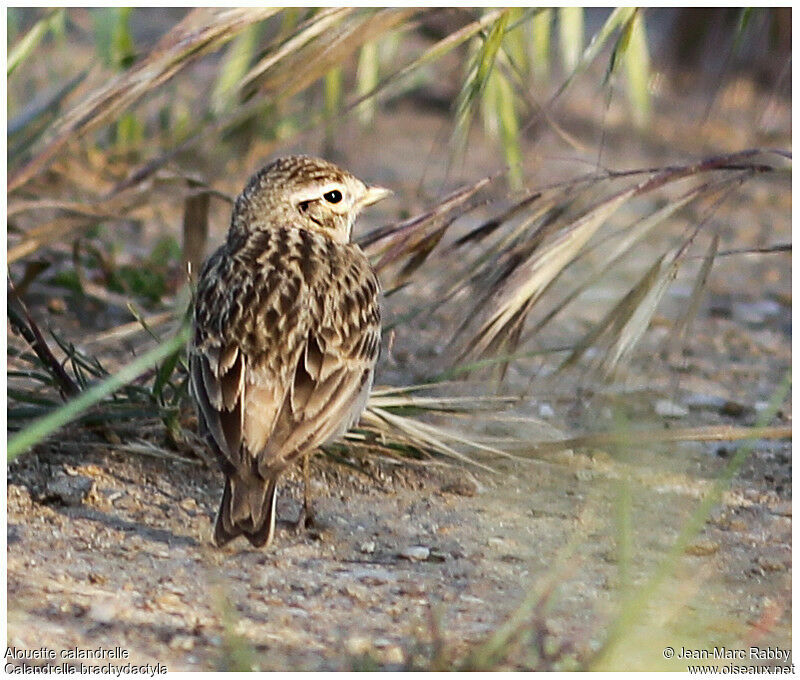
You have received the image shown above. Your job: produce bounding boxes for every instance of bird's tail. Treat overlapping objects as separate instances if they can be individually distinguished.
[213,472,279,548]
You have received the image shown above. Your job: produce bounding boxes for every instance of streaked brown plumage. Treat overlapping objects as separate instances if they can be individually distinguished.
[189,155,390,548]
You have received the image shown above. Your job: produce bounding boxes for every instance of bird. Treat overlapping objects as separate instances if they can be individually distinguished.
[189,155,390,548]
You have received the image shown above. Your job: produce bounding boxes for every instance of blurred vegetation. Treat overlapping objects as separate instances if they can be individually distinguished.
[6,7,791,671]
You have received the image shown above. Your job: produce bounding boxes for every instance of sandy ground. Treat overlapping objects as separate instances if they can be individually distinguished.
[7,13,792,672]
[6,377,792,671]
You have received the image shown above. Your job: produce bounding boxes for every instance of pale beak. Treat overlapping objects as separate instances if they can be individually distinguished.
[359,185,392,208]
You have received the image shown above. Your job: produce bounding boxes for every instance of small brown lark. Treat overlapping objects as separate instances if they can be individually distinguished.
[189,155,390,548]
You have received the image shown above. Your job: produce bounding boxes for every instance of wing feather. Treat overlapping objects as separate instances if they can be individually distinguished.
[219,347,243,411]
[191,231,380,480]
[242,381,284,454]
[257,262,380,474]
[200,351,222,409]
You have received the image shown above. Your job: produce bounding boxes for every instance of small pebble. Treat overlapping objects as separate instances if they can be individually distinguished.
[538,402,555,418]
[106,490,124,503]
[399,546,429,561]
[757,556,787,572]
[87,599,118,623]
[460,593,483,604]
[720,400,747,417]
[685,393,727,410]
[43,473,93,506]
[179,497,198,512]
[385,646,404,665]
[770,502,791,517]
[440,477,478,497]
[345,636,371,655]
[428,549,448,562]
[732,300,781,325]
[654,399,689,418]
[48,298,66,314]
[685,539,719,556]
[359,541,376,554]
[169,635,195,651]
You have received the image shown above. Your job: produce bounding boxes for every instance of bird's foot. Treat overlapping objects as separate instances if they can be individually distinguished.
[293,506,316,532]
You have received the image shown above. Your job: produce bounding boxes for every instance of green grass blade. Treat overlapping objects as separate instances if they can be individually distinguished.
[531,8,552,84]
[344,9,503,115]
[622,11,651,128]
[211,23,260,116]
[112,7,136,68]
[495,70,522,189]
[356,41,379,125]
[503,8,528,75]
[558,7,583,73]
[92,7,136,69]
[8,9,64,76]
[551,7,636,102]
[324,64,343,120]
[7,326,190,461]
[453,10,510,152]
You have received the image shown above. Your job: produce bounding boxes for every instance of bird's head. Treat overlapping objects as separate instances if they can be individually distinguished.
[231,155,391,244]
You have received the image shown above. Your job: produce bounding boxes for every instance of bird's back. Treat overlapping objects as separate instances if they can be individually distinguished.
[190,224,381,475]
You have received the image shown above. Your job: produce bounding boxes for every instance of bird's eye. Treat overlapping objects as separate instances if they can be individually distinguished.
[323,189,343,204]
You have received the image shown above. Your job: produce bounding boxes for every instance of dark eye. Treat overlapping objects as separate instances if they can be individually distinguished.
[323,189,342,204]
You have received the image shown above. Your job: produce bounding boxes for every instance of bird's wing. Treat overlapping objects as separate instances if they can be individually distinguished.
[190,241,307,469]
[255,244,381,475]
[190,339,247,466]
[191,233,380,474]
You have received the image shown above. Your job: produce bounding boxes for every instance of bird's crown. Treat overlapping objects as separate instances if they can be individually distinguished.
[231,155,390,244]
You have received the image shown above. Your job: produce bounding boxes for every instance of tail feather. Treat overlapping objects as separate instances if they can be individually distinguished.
[213,473,279,548]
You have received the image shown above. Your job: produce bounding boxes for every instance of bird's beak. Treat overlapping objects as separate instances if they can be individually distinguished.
[359,185,392,208]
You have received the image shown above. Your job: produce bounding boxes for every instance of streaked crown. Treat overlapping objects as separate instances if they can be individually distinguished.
[231,155,390,244]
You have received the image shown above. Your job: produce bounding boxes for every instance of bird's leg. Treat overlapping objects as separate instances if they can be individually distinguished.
[303,452,315,528]
[294,452,316,530]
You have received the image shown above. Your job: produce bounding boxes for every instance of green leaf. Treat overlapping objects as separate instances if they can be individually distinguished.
[592,371,791,668]
[356,41,380,125]
[152,345,182,403]
[324,64,343,141]
[92,7,136,70]
[345,9,505,115]
[622,11,651,128]
[531,8,552,84]
[483,66,522,190]
[453,9,511,153]
[496,75,522,190]
[558,7,584,73]
[112,7,136,68]
[211,23,260,116]
[149,235,182,268]
[551,7,636,102]
[324,64,343,119]
[733,7,755,53]
[115,111,143,150]
[8,9,65,76]
[502,8,528,75]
